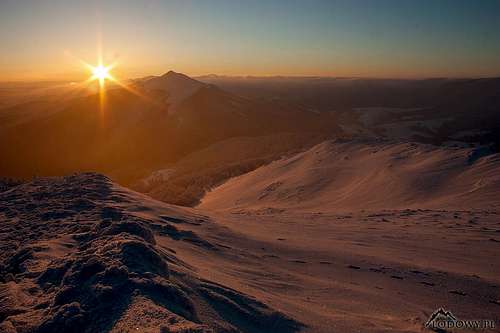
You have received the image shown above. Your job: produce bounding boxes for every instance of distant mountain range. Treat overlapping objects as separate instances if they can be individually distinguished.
[0,71,337,185]
[1,72,499,206]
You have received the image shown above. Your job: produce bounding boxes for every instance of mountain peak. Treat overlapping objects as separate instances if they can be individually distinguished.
[162,70,181,76]
[161,70,196,81]
[144,70,203,87]
[142,71,206,112]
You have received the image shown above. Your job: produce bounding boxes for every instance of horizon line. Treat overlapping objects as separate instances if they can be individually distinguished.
[2,72,500,84]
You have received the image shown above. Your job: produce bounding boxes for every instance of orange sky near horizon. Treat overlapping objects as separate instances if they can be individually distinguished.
[1,1,500,82]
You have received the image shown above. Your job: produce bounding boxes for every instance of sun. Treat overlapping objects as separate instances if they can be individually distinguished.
[77,54,145,111]
[84,62,115,112]
[90,64,112,82]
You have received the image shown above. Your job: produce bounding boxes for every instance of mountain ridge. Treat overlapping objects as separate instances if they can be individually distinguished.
[199,139,500,212]
[0,71,337,185]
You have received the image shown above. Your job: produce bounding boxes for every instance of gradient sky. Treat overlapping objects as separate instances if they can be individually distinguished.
[1,0,500,81]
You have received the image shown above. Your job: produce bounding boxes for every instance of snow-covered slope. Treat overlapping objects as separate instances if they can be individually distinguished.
[199,139,500,212]
[1,171,499,332]
[0,173,300,333]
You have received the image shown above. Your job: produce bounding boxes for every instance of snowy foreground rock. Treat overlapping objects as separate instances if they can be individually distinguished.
[0,173,301,333]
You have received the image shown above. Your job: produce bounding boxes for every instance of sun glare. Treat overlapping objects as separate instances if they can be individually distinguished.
[76,52,147,113]
[90,64,112,82]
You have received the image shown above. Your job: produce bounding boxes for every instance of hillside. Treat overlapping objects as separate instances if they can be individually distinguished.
[199,139,500,212]
[132,133,328,206]
[0,72,337,185]
[0,173,300,333]
[197,76,500,149]
[1,165,499,332]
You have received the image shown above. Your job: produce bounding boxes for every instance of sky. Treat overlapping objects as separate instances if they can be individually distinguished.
[1,0,500,81]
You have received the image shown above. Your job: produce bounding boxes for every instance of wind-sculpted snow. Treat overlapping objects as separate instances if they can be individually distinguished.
[0,173,302,333]
[200,139,500,212]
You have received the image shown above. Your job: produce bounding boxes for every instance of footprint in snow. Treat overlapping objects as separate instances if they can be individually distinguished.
[291,259,307,264]
[420,281,435,287]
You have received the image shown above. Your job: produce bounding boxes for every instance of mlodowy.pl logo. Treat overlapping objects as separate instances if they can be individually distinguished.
[425,308,496,331]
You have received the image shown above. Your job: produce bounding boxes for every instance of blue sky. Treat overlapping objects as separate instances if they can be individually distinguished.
[1,0,499,80]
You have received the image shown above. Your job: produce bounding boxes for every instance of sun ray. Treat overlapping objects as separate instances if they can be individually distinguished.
[67,47,154,114]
